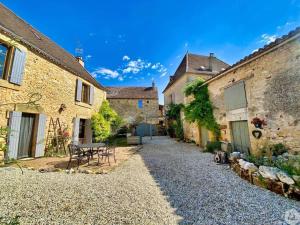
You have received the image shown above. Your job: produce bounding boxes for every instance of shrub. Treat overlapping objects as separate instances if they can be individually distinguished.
[174,120,184,140]
[166,103,184,140]
[270,143,289,156]
[205,141,221,153]
[91,101,124,142]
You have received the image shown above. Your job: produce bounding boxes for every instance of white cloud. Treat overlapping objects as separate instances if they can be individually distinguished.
[122,55,130,61]
[93,57,168,81]
[122,59,146,74]
[86,55,92,60]
[160,72,167,77]
[260,34,277,44]
[92,68,119,79]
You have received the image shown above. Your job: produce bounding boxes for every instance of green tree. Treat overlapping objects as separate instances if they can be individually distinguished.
[91,100,124,142]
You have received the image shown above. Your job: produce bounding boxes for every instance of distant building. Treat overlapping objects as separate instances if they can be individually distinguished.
[106,82,160,135]
[163,53,229,144]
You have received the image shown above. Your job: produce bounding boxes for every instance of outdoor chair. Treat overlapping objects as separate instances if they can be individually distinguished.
[67,144,91,169]
[97,142,116,166]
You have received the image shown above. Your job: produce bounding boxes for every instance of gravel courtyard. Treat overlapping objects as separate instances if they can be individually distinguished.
[0,136,299,225]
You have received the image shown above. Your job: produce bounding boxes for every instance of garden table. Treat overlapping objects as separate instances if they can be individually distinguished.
[77,143,106,164]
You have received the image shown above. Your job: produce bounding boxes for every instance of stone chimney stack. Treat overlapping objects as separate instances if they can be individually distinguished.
[152,79,157,91]
[75,56,84,67]
[209,53,214,72]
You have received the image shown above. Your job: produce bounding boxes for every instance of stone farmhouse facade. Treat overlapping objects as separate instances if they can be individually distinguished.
[206,27,300,155]
[163,53,229,145]
[106,83,160,126]
[164,27,300,155]
[0,4,106,159]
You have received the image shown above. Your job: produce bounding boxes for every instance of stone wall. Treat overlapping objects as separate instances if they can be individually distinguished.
[107,98,160,124]
[0,33,106,147]
[207,37,300,154]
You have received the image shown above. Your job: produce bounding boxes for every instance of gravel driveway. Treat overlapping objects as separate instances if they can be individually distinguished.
[0,136,299,225]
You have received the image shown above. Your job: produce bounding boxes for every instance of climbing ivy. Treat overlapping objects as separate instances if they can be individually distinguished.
[184,79,220,139]
[166,103,184,140]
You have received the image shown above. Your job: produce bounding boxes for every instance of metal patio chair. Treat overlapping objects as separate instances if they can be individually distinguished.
[67,144,91,169]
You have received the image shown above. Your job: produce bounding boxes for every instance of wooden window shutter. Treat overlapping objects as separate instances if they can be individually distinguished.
[72,118,80,144]
[89,86,94,105]
[84,119,92,144]
[76,79,82,101]
[224,81,247,111]
[35,114,47,157]
[9,48,26,85]
[7,111,22,159]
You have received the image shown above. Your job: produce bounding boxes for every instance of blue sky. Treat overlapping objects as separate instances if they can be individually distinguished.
[2,0,300,103]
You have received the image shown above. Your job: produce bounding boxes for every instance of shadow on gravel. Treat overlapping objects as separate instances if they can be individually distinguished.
[138,136,208,225]
[137,136,300,225]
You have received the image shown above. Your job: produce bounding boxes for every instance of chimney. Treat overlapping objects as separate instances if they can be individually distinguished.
[209,53,214,72]
[75,56,84,67]
[152,79,157,89]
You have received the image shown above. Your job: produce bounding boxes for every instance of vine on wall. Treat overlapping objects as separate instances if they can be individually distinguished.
[166,103,184,140]
[184,79,220,139]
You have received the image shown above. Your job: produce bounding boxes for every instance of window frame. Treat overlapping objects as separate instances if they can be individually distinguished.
[138,99,143,109]
[81,82,90,104]
[0,41,15,81]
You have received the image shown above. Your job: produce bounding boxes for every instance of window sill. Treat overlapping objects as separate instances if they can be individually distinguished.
[75,101,92,109]
[0,79,21,91]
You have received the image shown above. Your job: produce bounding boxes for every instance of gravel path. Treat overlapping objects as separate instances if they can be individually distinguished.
[0,136,299,225]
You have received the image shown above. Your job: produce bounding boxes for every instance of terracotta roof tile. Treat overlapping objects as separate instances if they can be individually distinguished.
[206,27,300,83]
[163,53,229,93]
[106,86,158,99]
[0,3,104,90]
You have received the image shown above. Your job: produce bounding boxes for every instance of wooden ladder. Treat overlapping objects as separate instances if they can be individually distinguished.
[45,117,66,155]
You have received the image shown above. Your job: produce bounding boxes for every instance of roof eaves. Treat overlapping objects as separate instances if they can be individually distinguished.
[204,27,300,86]
[0,24,105,91]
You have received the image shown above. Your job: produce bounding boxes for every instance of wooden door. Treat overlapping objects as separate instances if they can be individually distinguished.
[200,126,209,147]
[231,121,251,154]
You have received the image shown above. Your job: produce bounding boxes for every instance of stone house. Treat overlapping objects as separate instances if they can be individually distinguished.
[0,4,106,159]
[106,83,160,135]
[163,53,229,144]
[205,27,300,154]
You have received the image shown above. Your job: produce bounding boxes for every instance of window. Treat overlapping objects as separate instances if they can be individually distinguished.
[81,83,90,103]
[79,119,86,139]
[138,99,143,108]
[0,43,12,80]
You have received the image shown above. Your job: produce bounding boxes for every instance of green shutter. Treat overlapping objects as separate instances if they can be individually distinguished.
[224,81,247,111]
